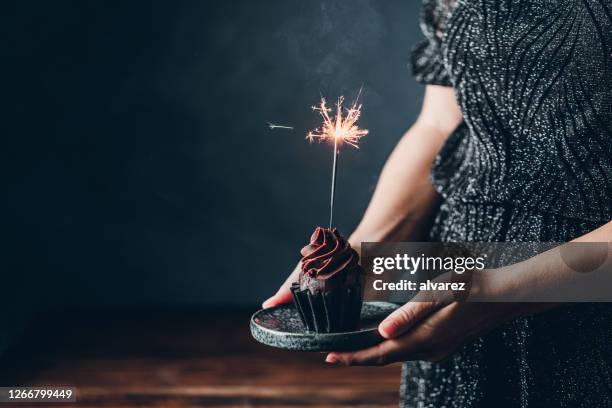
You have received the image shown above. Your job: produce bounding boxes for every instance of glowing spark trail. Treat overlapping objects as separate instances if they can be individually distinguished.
[306,96,368,148]
[268,123,294,130]
[306,94,368,228]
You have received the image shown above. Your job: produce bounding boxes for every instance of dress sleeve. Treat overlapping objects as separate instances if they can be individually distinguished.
[411,0,452,86]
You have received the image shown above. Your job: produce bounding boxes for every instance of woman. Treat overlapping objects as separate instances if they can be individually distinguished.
[264,0,612,406]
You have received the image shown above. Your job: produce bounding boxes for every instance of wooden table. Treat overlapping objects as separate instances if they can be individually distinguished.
[0,309,400,407]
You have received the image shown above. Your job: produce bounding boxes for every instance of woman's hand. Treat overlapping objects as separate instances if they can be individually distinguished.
[325,269,541,366]
[326,300,516,365]
[262,262,300,308]
[326,230,612,366]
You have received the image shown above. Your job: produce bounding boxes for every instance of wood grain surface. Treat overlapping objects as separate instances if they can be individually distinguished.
[0,309,400,407]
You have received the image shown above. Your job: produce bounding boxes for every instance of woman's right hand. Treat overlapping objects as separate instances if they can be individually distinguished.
[262,262,300,308]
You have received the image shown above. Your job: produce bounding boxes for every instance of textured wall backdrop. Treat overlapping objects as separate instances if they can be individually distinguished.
[6,0,424,308]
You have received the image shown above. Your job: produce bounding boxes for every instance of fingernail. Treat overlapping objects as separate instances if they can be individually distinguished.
[325,354,338,364]
[379,319,396,337]
[262,297,275,308]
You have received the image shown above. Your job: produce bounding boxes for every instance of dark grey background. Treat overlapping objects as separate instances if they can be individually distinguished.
[5,0,424,319]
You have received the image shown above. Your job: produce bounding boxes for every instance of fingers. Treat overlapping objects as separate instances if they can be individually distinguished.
[326,331,431,366]
[326,341,396,366]
[326,308,452,366]
[378,300,442,339]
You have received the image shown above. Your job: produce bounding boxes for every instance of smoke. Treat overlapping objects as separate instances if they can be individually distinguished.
[279,0,385,96]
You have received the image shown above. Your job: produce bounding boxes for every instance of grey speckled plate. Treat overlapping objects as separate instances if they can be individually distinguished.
[250,301,399,352]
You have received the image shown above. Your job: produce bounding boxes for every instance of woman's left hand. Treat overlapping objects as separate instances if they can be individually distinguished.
[326,301,510,365]
[325,270,537,366]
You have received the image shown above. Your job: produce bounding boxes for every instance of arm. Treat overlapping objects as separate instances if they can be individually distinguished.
[263,85,463,308]
[327,221,612,365]
[349,85,463,247]
[493,221,612,304]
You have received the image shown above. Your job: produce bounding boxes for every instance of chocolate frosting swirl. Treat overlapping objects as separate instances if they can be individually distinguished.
[299,227,361,293]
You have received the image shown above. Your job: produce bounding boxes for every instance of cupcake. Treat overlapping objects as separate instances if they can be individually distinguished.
[291,227,363,333]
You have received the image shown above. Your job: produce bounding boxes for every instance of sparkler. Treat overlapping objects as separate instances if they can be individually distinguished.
[307,93,368,228]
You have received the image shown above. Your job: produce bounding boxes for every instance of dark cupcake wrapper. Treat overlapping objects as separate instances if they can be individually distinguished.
[290,282,362,333]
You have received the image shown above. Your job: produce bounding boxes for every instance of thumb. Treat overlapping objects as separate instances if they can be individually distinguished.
[379,271,460,338]
[262,289,293,308]
[262,262,301,309]
[378,301,441,339]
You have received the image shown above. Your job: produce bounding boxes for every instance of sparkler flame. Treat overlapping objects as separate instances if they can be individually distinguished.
[305,93,368,228]
[306,95,368,148]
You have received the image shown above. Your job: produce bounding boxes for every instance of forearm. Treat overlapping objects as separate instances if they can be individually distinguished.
[349,122,448,247]
[572,221,612,243]
[485,221,612,308]
[349,86,461,248]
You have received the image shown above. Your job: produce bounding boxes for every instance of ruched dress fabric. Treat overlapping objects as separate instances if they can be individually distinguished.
[401,1,612,407]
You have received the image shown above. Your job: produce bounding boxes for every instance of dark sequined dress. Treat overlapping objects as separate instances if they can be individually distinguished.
[402,0,612,407]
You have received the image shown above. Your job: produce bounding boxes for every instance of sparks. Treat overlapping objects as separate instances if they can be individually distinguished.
[306,93,368,228]
[268,123,294,130]
[306,95,368,148]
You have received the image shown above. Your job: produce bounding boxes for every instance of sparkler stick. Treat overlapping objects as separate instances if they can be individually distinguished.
[329,137,339,228]
[307,93,368,228]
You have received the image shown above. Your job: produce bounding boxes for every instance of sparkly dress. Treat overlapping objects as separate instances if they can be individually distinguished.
[401,0,612,406]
